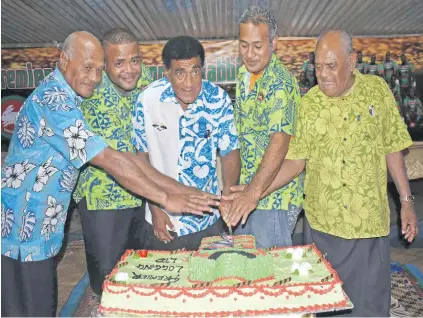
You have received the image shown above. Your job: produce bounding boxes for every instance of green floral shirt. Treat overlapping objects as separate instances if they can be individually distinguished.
[235,54,304,211]
[286,70,412,239]
[73,64,153,210]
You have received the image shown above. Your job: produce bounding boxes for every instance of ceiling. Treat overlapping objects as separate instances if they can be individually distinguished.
[2,0,423,48]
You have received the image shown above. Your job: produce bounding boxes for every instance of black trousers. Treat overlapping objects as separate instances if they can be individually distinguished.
[78,199,145,295]
[1,255,57,317]
[303,217,391,317]
[142,218,224,251]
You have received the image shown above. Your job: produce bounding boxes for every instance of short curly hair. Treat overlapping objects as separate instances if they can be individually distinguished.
[162,36,205,69]
[238,6,278,41]
[102,28,137,46]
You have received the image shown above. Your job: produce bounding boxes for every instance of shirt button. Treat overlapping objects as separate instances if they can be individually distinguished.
[344,117,347,121]
[343,204,348,209]
[342,160,346,164]
[343,183,347,187]
[343,137,347,141]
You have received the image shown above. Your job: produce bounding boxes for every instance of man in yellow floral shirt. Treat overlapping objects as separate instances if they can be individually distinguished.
[247,30,418,316]
[224,6,304,248]
[73,28,153,297]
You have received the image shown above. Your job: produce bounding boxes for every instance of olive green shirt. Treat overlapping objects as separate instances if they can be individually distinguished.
[286,70,412,238]
[73,64,153,210]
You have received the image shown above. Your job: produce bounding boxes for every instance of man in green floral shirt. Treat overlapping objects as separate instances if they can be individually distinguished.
[224,6,304,248]
[73,28,153,297]
[250,30,418,316]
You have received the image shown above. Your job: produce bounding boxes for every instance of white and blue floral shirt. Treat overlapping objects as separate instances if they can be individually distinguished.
[132,78,239,236]
[1,68,108,262]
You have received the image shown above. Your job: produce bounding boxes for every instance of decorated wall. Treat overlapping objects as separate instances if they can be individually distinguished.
[1,35,423,136]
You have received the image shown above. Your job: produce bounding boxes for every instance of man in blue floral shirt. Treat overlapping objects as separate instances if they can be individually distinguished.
[1,32,219,317]
[132,36,240,249]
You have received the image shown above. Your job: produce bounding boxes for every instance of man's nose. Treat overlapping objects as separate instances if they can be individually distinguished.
[89,69,101,84]
[184,73,193,88]
[246,46,255,59]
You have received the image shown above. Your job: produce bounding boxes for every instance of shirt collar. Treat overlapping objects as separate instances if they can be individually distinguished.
[238,53,278,77]
[52,68,83,106]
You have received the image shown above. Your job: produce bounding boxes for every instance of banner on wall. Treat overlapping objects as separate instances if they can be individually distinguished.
[1,36,423,136]
[2,36,423,90]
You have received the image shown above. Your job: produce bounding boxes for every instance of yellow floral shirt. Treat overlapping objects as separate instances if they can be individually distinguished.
[286,70,412,239]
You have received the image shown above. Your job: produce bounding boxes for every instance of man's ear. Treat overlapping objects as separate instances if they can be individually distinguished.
[163,68,169,78]
[59,51,69,72]
[271,36,277,51]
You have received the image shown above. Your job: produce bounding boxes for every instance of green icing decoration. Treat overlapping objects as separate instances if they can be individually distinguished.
[189,250,273,282]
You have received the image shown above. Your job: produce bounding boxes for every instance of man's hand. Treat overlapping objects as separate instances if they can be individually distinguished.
[219,199,232,224]
[151,204,175,243]
[225,188,260,227]
[401,202,418,242]
[163,192,220,215]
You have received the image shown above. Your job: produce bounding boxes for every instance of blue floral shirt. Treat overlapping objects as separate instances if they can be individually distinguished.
[1,68,108,262]
[132,78,239,236]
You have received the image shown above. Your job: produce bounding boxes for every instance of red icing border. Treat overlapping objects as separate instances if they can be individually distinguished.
[99,298,351,317]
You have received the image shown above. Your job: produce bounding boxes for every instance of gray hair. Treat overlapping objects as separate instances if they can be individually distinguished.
[102,28,137,46]
[238,6,278,41]
[316,30,353,55]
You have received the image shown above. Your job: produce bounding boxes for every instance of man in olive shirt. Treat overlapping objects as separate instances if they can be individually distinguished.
[233,30,418,316]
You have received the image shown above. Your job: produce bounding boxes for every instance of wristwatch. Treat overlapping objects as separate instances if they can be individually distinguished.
[399,195,415,203]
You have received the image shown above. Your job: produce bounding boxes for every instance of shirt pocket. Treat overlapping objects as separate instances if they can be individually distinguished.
[358,108,384,155]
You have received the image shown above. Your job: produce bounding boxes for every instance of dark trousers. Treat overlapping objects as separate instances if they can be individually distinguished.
[142,218,224,251]
[78,199,145,295]
[1,255,57,317]
[303,217,391,317]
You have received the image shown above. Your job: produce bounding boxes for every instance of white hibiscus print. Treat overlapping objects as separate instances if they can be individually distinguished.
[38,118,55,137]
[59,166,79,192]
[24,254,33,262]
[33,157,59,192]
[63,120,94,162]
[41,87,71,111]
[17,115,36,148]
[19,211,36,241]
[46,244,60,258]
[41,196,64,241]
[1,160,36,189]
[32,94,41,104]
[1,204,15,237]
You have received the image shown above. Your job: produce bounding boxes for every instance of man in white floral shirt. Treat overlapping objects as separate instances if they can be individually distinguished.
[1,31,219,317]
